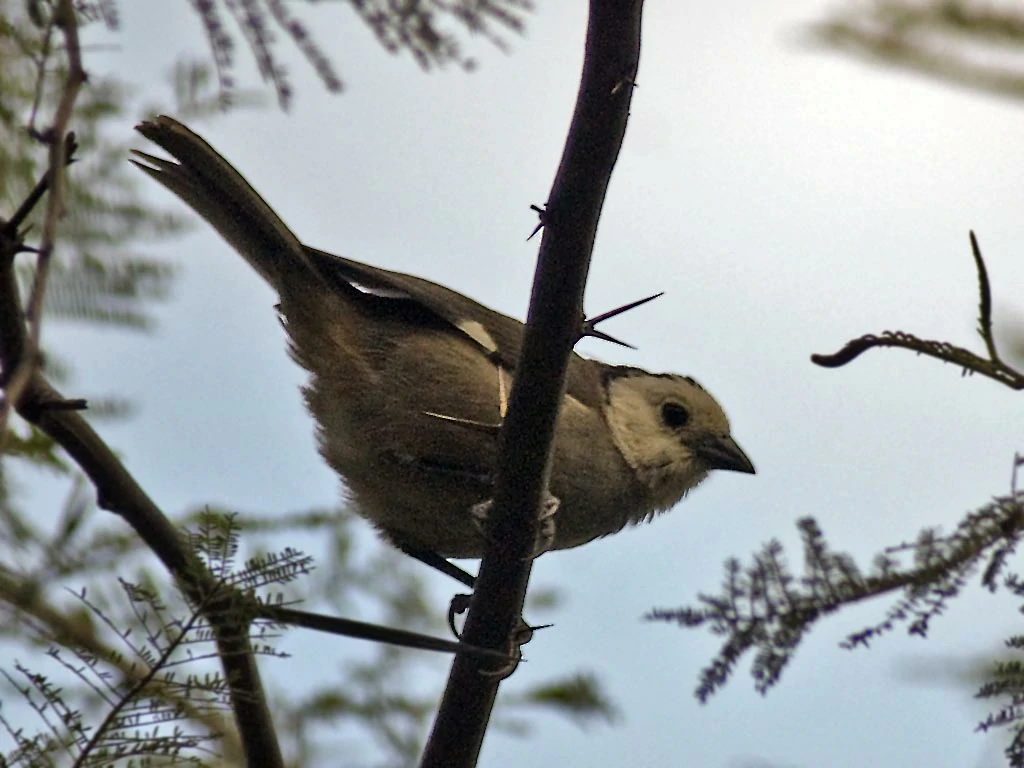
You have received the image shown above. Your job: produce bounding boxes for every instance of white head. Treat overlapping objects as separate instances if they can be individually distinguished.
[601,367,754,516]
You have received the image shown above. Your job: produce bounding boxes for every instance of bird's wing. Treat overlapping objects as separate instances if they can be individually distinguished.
[134,116,604,410]
[306,248,605,408]
[306,248,525,368]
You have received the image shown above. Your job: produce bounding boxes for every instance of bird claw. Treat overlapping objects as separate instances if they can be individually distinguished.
[446,593,549,679]
[478,644,524,679]
[448,593,472,637]
[476,618,556,679]
[470,492,560,558]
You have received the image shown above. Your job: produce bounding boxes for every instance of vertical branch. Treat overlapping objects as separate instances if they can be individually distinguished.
[1,0,85,435]
[420,2,644,766]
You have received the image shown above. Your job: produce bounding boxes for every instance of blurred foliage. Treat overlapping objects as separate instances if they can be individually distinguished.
[0,0,186,562]
[12,0,1024,763]
[0,2,613,766]
[0,514,302,768]
[504,672,619,727]
[0,7,180,323]
[665,7,1024,765]
[808,0,1024,102]
[185,0,534,108]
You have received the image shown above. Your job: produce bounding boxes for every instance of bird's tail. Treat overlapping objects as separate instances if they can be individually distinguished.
[132,116,316,292]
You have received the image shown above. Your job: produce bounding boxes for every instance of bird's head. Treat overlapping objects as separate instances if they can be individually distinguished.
[601,367,754,515]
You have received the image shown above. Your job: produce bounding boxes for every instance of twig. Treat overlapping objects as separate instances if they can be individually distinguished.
[811,231,1024,390]
[73,597,208,767]
[258,605,508,660]
[0,362,287,764]
[0,566,243,757]
[26,5,56,133]
[971,230,1000,363]
[24,0,86,353]
[2,135,77,239]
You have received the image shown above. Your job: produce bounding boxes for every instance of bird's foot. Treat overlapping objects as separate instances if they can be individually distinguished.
[447,594,551,679]
[470,492,559,558]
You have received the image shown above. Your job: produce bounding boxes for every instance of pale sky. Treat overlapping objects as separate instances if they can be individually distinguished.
[31,1,1024,766]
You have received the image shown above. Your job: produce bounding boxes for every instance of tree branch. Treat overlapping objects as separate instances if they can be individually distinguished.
[0,0,85,438]
[811,231,1024,390]
[420,1,644,765]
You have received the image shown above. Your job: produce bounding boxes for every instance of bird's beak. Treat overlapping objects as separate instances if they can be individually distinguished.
[694,434,755,475]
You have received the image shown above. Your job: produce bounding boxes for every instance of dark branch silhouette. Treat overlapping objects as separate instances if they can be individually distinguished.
[420,2,644,765]
[812,232,1024,390]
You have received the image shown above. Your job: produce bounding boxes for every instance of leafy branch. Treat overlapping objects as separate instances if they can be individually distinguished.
[0,513,303,767]
[187,0,532,108]
[650,456,1024,702]
[807,1,1024,103]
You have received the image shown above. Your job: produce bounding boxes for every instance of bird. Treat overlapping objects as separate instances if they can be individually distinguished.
[131,116,755,560]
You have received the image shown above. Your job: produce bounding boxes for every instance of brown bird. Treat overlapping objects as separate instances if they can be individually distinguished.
[132,116,754,559]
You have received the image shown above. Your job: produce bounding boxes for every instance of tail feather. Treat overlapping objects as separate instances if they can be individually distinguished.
[132,116,315,291]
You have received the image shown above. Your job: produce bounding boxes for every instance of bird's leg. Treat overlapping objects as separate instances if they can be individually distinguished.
[417,362,558,658]
[470,493,559,559]
[534,495,560,556]
[469,364,561,556]
[397,542,476,588]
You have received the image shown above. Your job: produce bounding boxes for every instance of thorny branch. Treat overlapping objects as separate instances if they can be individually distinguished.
[421,2,643,765]
[811,231,1024,390]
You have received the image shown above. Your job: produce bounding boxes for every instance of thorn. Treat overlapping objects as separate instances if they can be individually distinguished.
[583,326,636,349]
[581,292,664,347]
[527,204,547,241]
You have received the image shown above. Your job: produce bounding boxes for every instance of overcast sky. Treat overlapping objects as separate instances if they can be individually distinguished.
[31,1,1024,766]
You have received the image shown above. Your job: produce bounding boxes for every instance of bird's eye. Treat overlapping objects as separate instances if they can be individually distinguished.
[660,402,690,429]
